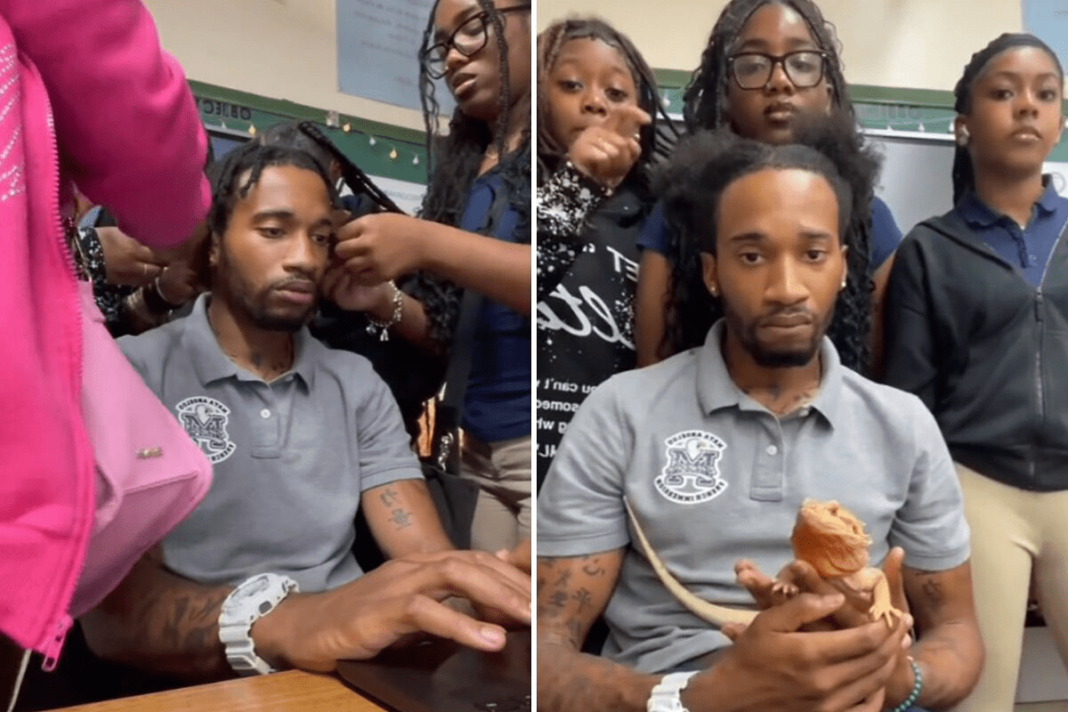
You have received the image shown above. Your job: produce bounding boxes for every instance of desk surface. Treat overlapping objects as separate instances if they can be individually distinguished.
[50,671,387,712]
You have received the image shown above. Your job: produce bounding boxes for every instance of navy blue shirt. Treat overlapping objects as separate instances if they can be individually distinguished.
[460,170,530,443]
[957,179,1068,287]
[870,197,902,269]
[637,195,902,271]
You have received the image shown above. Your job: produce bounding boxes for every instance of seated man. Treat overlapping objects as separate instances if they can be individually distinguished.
[537,130,983,712]
[81,143,529,683]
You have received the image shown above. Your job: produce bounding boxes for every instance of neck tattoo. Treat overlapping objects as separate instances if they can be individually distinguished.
[210,310,294,380]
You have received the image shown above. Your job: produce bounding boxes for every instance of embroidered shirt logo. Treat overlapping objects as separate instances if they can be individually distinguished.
[655,430,728,504]
[176,396,236,464]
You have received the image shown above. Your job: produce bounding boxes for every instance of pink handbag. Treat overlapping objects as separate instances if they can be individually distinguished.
[70,282,213,618]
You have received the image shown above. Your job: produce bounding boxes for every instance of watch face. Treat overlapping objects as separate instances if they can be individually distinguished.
[226,575,272,611]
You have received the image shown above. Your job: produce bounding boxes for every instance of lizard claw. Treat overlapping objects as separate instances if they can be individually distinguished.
[771,581,800,600]
[869,600,903,628]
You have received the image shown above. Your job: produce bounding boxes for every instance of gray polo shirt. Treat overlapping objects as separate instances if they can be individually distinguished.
[119,294,423,593]
[538,321,970,674]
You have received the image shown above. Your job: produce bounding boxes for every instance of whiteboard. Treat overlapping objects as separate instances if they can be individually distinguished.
[865,128,1068,236]
[864,130,956,236]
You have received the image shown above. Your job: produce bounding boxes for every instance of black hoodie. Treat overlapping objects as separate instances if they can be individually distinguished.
[883,207,1068,491]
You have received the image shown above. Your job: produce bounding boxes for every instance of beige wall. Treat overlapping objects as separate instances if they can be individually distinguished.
[143,0,426,130]
[536,0,1024,92]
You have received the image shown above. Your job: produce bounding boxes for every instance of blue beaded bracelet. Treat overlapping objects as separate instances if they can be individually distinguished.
[892,657,923,712]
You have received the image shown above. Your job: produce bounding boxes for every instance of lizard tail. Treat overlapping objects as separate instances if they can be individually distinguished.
[624,498,757,627]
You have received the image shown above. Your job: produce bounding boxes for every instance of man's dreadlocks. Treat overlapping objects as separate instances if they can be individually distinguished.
[206,142,337,239]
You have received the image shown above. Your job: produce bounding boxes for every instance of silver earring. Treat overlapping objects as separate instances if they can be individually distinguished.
[709,285,718,297]
[956,126,970,147]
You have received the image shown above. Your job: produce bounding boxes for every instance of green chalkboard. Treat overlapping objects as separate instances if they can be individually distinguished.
[190,80,429,185]
[652,71,1068,162]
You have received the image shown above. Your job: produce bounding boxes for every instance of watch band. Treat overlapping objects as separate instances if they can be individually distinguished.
[647,671,699,712]
[218,574,299,676]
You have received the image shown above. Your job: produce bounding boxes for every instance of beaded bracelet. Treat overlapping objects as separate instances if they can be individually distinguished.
[365,281,403,341]
[892,657,923,712]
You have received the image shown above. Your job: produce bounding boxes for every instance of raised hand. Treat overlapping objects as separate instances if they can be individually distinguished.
[567,104,651,190]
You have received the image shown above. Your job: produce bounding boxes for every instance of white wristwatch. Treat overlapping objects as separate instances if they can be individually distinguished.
[647,671,698,712]
[218,573,299,676]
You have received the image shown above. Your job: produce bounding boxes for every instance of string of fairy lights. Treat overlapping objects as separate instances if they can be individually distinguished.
[213,111,427,168]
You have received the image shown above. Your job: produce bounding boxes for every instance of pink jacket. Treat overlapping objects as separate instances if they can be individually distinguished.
[0,0,210,662]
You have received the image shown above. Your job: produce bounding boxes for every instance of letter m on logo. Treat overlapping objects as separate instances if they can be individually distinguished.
[664,448,720,485]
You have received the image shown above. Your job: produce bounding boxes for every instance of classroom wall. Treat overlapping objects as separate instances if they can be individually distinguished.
[142,0,425,131]
[535,0,1025,92]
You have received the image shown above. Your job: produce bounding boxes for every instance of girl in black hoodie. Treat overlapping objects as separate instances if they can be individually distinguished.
[883,33,1068,712]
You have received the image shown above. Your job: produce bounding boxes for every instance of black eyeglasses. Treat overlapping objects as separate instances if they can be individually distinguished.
[422,4,530,80]
[727,50,828,90]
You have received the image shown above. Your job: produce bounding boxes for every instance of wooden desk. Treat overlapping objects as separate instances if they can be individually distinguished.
[50,670,388,712]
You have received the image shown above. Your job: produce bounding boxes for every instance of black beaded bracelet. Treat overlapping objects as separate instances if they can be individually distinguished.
[891,657,923,712]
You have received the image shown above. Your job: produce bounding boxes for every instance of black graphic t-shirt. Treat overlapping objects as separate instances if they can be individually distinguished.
[536,170,651,487]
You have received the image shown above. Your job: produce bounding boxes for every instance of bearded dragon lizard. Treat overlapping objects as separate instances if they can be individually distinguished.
[625,498,902,627]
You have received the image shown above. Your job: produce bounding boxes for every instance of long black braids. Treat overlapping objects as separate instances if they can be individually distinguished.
[411,0,532,350]
[536,17,674,197]
[952,33,1064,205]
[664,0,875,373]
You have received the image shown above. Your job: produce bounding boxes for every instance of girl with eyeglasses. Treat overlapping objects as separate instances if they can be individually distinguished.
[632,0,904,375]
[534,17,660,488]
[328,0,532,555]
[884,33,1068,712]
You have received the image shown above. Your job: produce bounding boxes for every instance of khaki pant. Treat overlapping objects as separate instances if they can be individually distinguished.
[954,464,1068,712]
[460,433,531,553]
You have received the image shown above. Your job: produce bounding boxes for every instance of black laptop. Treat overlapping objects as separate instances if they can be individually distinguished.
[336,630,531,712]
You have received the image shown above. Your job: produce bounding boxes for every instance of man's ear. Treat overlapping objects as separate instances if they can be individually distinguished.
[701,251,719,297]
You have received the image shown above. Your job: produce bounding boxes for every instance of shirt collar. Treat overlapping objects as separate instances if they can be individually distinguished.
[1037,177,1060,215]
[696,320,844,428]
[187,293,317,388]
[959,175,1059,228]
